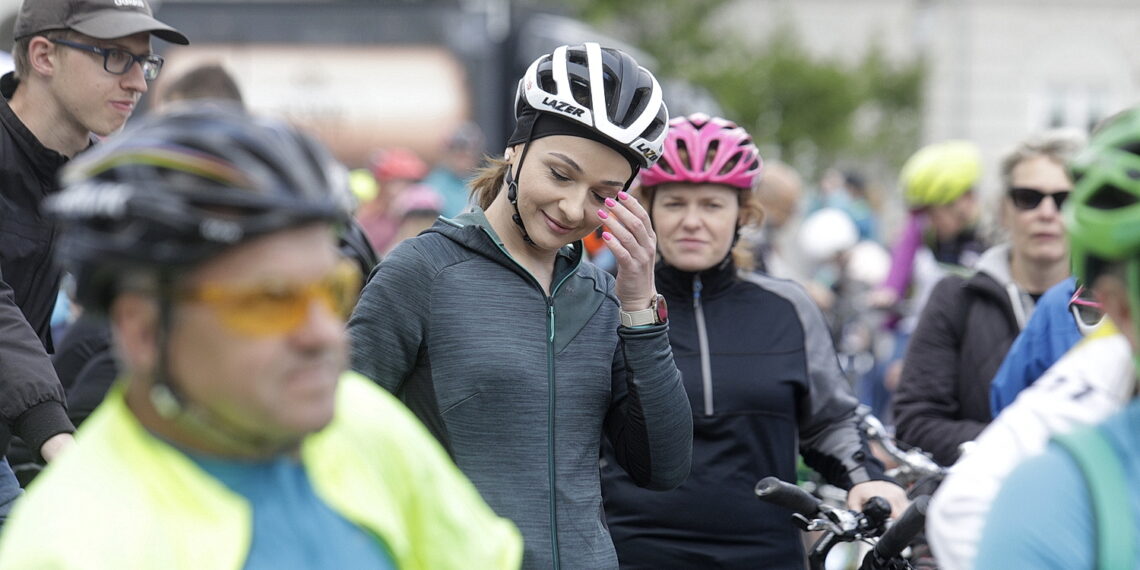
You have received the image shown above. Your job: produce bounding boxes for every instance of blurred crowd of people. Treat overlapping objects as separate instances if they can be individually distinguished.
[4,0,1140,568]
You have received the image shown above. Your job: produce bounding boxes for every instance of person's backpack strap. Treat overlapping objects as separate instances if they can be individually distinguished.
[1053,425,1135,570]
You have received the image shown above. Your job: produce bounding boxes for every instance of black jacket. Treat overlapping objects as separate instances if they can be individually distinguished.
[602,260,888,569]
[0,74,76,458]
[892,245,1028,466]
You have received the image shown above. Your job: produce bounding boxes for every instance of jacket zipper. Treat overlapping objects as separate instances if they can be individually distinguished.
[545,297,559,570]
[482,228,579,569]
[545,269,575,570]
[694,275,714,416]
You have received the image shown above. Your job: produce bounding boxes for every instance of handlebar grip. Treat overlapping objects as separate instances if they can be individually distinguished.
[754,476,822,517]
[871,494,930,561]
[861,496,892,530]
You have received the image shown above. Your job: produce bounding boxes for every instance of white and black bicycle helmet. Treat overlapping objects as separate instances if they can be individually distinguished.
[514,42,669,168]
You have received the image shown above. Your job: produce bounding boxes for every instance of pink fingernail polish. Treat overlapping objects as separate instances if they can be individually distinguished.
[597,209,609,219]
[618,191,630,200]
[602,231,613,241]
[605,198,617,208]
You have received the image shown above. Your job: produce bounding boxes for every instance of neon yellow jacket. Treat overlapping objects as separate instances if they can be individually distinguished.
[0,372,522,569]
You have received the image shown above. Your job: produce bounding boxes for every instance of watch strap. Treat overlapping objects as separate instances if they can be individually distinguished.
[620,294,666,327]
[620,307,657,327]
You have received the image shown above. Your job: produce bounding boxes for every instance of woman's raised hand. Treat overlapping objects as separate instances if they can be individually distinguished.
[597,191,658,312]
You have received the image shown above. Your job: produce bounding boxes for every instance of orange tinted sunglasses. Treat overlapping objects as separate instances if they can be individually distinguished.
[177,260,362,337]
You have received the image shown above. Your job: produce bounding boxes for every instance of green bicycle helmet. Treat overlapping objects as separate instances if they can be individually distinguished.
[1064,107,1140,285]
[1065,107,1140,369]
[899,140,981,209]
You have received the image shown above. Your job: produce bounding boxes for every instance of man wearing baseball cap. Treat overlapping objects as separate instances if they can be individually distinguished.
[0,0,187,526]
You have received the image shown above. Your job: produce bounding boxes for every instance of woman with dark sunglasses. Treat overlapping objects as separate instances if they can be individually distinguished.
[928,109,1140,569]
[892,128,1086,468]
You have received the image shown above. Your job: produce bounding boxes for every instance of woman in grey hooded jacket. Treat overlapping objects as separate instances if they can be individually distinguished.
[347,43,692,570]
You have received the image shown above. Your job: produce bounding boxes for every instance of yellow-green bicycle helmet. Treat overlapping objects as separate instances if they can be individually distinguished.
[900,140,981,209]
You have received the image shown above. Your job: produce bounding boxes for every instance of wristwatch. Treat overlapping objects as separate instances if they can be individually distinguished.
[620,294,668,327]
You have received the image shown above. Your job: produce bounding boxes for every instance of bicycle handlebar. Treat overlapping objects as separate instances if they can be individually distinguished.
[754,476,823,517]
[856,406,945,487]
[757,475,922,570]
[863,495,930,568]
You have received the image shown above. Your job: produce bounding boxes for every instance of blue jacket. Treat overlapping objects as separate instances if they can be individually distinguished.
[976,397,1140,568]
[989,277,1081,415]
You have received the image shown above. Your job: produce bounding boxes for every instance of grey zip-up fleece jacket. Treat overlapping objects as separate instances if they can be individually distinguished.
[348,210,693,570]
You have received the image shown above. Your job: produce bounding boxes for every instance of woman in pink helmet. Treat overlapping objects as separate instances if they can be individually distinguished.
[601,113,907,568]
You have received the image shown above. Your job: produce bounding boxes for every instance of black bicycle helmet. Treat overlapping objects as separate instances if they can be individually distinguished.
[515,42,669,168]
[47,103,355,311]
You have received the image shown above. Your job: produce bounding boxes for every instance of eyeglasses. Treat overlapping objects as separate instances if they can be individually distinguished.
[177,260,363,337]
[1068,285,1106,336]
[49,38,165,81]
[1008,187,1070,211]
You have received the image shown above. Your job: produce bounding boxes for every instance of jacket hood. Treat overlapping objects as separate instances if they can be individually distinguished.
[425,209,512,260]
[975,243,1014,288]
[423,208,584,284]
[970,243,1034,329]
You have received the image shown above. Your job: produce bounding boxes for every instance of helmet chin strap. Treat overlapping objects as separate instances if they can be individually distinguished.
[505,156,535,246]
[506,116,541,246]
[148,274,300,458]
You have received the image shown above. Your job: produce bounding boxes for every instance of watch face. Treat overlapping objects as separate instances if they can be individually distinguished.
[655,294,668,323]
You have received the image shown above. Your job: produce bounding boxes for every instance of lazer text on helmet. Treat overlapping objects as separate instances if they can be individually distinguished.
[541,97,585,118]
[635,143,659,161]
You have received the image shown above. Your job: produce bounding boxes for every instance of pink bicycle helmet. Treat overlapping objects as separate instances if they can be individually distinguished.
[640,113,762,190]
[391,184,444,218]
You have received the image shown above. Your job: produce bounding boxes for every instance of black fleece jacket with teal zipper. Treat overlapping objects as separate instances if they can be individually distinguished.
[348,209,693,570]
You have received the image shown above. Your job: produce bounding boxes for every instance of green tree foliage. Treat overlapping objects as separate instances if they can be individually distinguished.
[551,0,924,178]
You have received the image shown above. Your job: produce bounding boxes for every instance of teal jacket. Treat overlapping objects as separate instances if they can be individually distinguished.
[349,209,693,569]
[0,372,522,569]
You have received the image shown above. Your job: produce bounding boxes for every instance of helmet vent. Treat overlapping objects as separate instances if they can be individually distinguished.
[642,113,668,143]
[1088,184,1138,210]
[720,152,742,176]
[676,139,691,171]
[621,85,652,127]
[538,72,558,96]
[705,140,720,170]
[569,77,591,109]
